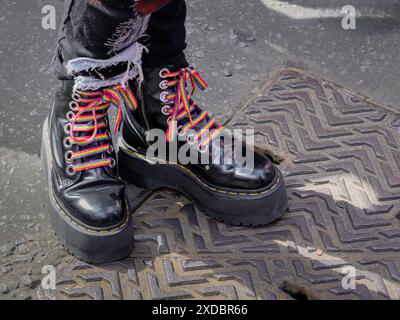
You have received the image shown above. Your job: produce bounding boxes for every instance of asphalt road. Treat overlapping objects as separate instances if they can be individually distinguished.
[0,0,399,298]
[1,0,400,156]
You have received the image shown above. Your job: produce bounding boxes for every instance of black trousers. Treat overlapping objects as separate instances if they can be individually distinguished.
[53,0,188,81]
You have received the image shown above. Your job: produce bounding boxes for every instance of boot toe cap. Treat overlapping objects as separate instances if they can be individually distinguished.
[61,184,129,230]
[232,155,277,190]
[192,151,278,191]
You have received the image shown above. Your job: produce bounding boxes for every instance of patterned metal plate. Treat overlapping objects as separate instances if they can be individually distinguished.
[37,69,400,300]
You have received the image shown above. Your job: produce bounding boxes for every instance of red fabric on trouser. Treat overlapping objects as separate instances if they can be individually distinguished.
[134,0,174,15]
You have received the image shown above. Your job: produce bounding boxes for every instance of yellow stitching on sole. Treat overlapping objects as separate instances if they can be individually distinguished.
[122,146,281,196]
[51,191,130,234]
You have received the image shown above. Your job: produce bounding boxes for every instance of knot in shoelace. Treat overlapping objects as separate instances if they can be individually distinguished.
[64,85,138,175]
[161,67,224,148]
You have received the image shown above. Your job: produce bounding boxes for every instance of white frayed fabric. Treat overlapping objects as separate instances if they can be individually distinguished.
[66,41,147,91]
[106,14,150,54]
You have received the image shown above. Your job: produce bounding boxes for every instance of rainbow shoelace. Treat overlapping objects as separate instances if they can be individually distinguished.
[161,67,224,149]
[65,85,138,174]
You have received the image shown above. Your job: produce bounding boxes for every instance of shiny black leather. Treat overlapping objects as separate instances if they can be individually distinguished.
[48,81,128,229]
[123,66,277,191]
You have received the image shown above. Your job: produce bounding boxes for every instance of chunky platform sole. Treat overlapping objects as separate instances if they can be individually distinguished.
[118,138,288,226]
[41,118,134,264]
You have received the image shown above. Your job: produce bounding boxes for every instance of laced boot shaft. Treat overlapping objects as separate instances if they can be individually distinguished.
[65,86,138,176]
[158,67,224,150]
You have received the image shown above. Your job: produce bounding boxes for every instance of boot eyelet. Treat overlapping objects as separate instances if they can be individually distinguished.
[107,145,114,154]
[161,105,172,115]
[72,93,81,101]
[160,91,169,103]
[166,116,172,125]
[64,150,74,163]
[63,137,73,149]
[177,126,185,136]
[69,101,79,111]
[66,165,76,177]
[198,144,209,153]
[187,134,196,145]
[204,165,210,171]
[159,80,168,90]
[64,123,72,135]
[66,111,75,121]
[159,68,170,78]
[109,158,116,168]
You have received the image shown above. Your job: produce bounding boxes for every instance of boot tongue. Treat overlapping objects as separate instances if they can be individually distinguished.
[78,126,110,167]
[71,91,115,177]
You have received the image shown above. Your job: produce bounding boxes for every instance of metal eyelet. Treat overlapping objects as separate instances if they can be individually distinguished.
[204,165,210,171]
[198,144,209,154]
[159,80,168,90]
[177,126,185,136]
[63,137,72,149]
[159,68,170,78]
[107,145,114,154]
[160,91,169,103]
[109,158,116,168]
[64,123,71,135]
[64,150,73,163]
[161,105,172,115]
[72,93,81,101]
[187,134,196,145]
[69,101,79,111]
[66,111,75,121]
[66,164,76,177]
[166,116,172,125]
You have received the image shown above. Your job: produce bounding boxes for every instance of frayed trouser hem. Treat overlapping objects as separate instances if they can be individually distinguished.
[66,42,147,91]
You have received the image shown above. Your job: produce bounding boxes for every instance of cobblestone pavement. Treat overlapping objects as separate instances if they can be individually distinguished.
[31,69,399,300]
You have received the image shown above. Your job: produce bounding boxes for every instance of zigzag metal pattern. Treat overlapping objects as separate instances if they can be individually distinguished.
[37,69,400,300]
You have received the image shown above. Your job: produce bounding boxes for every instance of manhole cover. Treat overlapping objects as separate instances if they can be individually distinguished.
[38,69,400,300]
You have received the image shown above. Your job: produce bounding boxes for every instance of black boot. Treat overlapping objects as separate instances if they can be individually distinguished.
[118,66,288,226]
[41,80,137,263]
